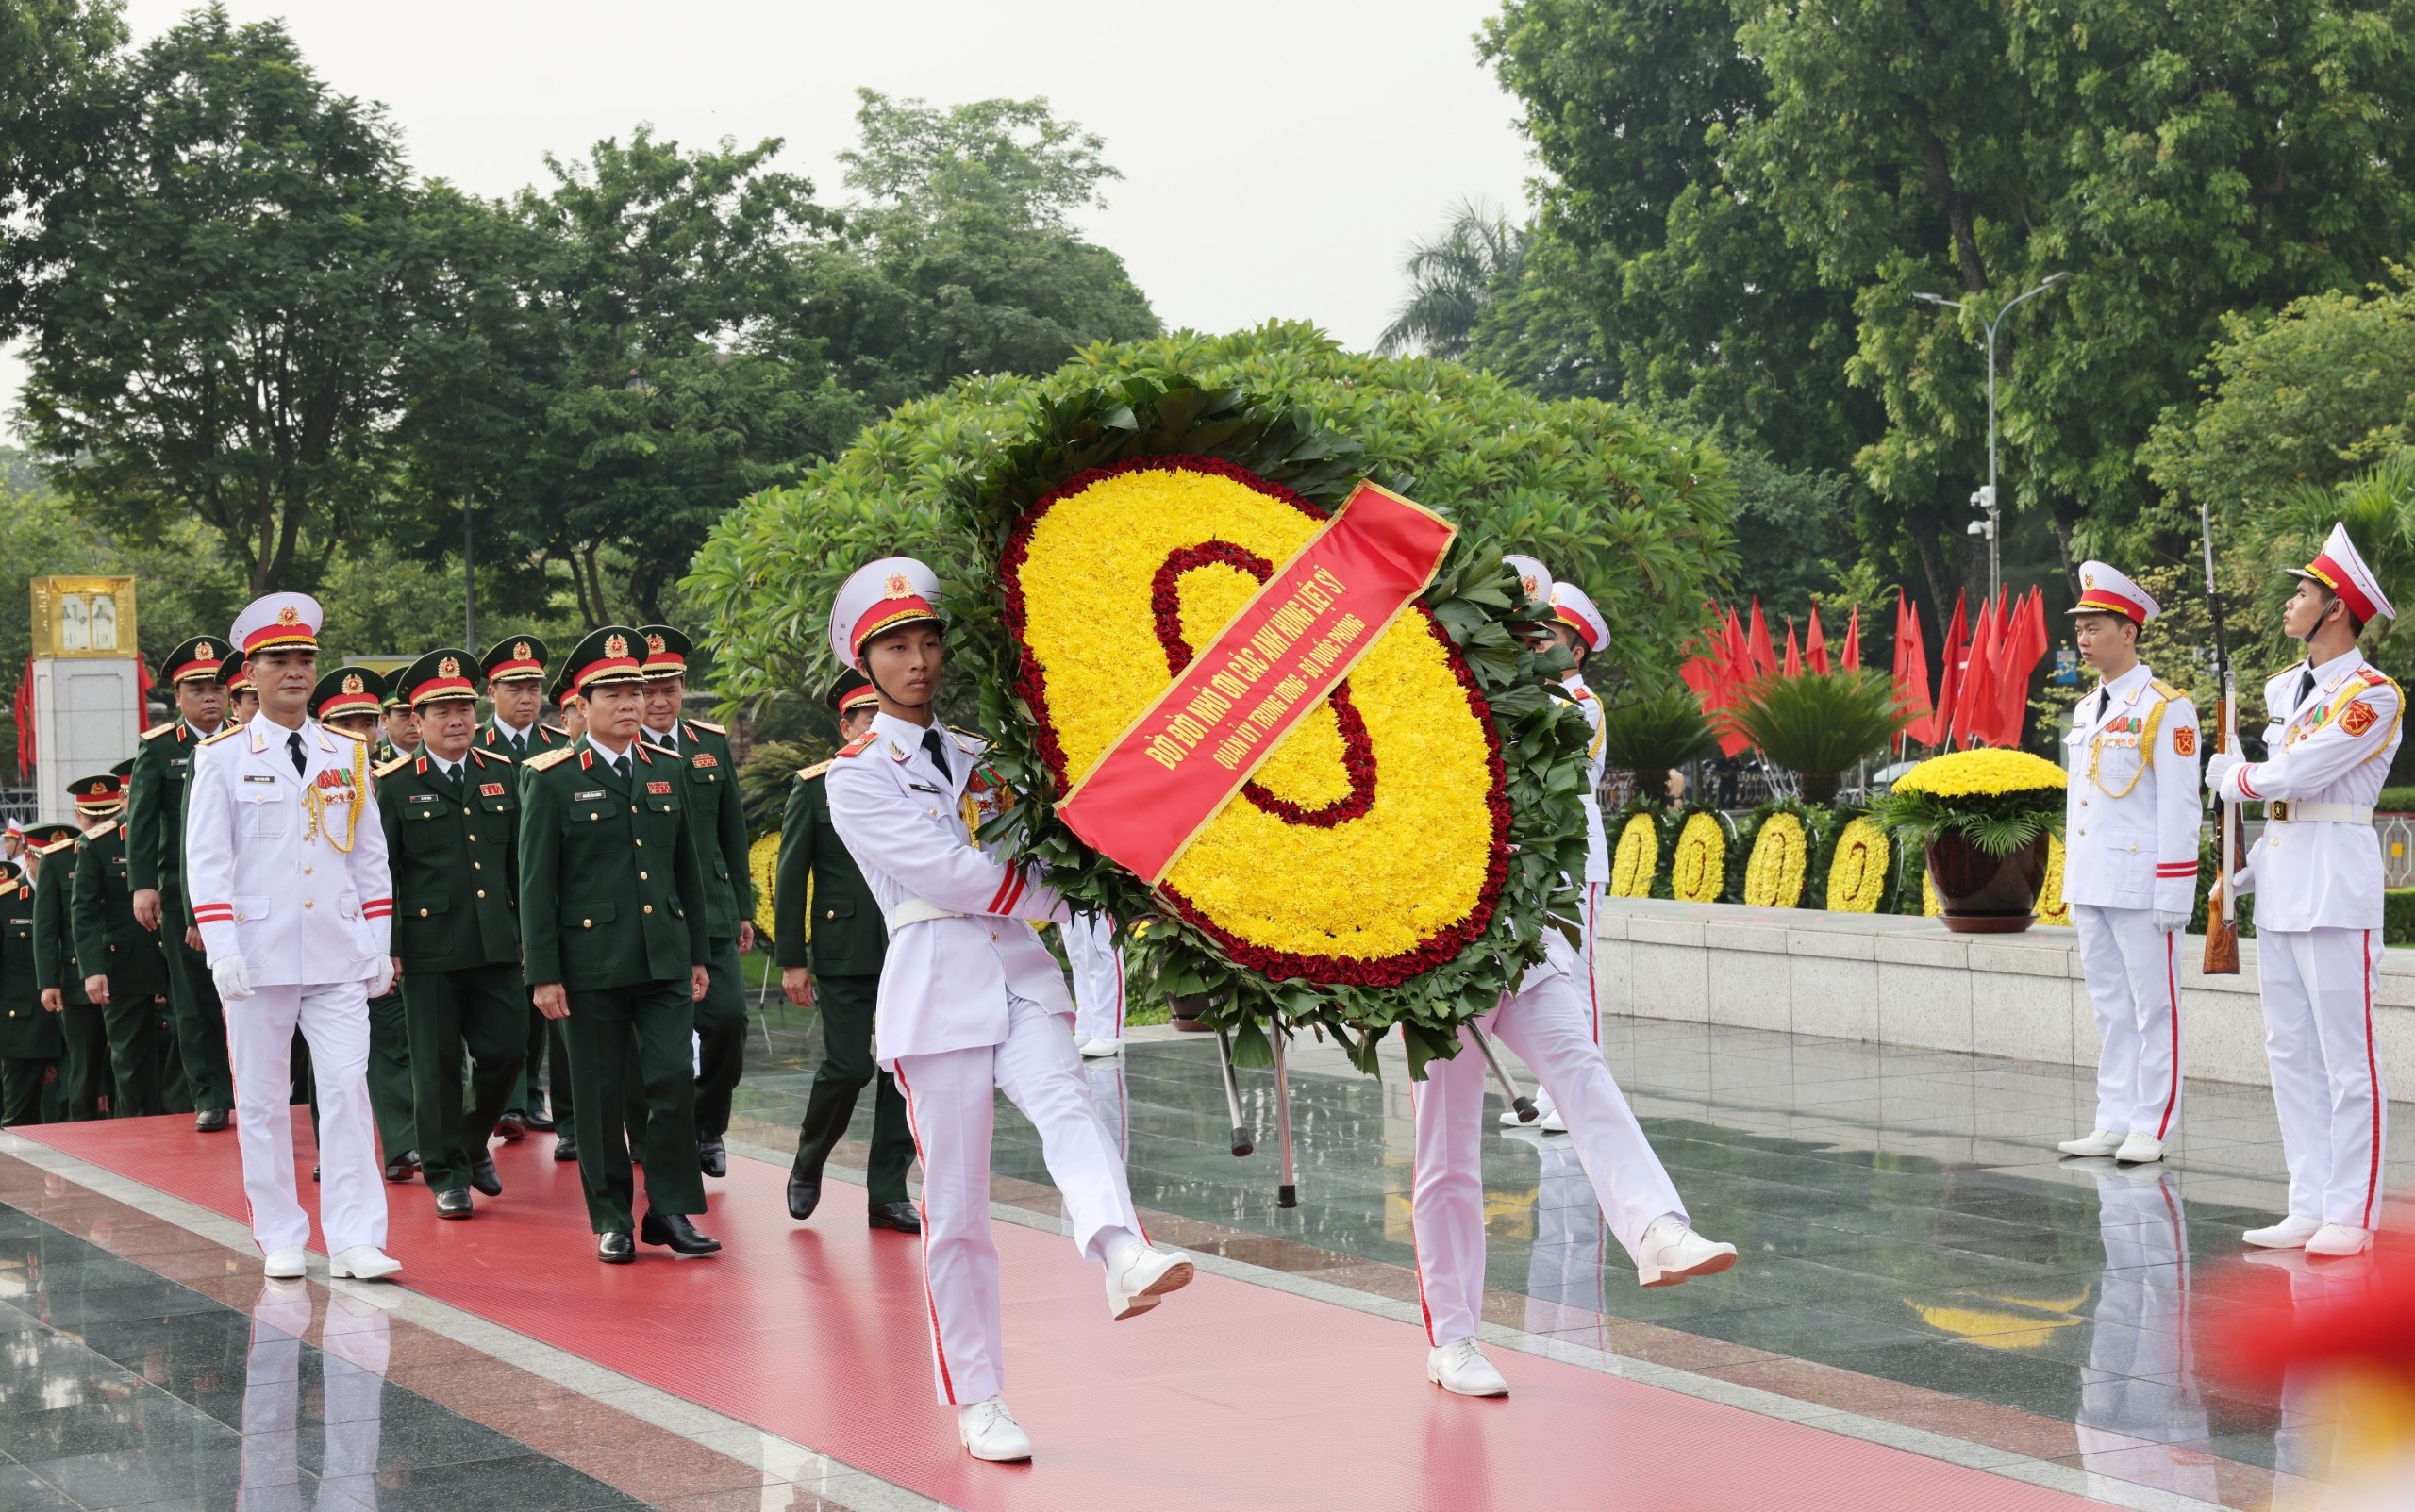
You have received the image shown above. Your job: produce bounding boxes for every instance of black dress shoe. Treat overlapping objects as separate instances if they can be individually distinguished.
[553,1133,579,1163]
[525,1109,556,1133]
[596,1230,635,1264]
[868,1200,921,1234]
[640,1212,722,1254]
[787,1171,821,1221]
[194,1108,229,1133]
[384,1151,420,1184]
[697,1138,726,1178]
[469,1151,502,1197]
[435,1188,473,1220]
[496,1110,527,1141]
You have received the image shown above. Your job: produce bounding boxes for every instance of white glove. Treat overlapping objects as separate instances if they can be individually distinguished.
[212,955,254,1002]
[2153,910,2190,936]
[2205,750,2244,795]
[367,960,395,998]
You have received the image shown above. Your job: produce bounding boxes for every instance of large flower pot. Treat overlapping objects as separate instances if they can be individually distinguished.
[1926,832,2049,934]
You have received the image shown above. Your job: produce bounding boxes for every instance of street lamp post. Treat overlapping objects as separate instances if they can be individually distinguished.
[1915,272,2072,603]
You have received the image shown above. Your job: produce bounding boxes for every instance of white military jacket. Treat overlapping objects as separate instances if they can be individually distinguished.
[2060,662,2202,912]
[1565,673,1609,885]
[2219,649,2405,932]
[185,715,392,987]
[824,711,1071,1067]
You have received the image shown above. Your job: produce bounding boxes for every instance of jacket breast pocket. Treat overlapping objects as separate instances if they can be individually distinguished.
[405,894,451,922]
[238,787,290,839]
[561,901,617,932]
[400,810,454,852]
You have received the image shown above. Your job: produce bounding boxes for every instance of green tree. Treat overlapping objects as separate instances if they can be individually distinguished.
[0,0,126,324]
[1377,199,1524,360]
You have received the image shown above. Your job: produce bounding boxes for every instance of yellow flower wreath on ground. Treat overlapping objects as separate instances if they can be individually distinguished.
[1610,811,1659,897]
[1893,747,2067,798]
[1825,817,1890,912]
[1743,811,1809,907]
[2037,834,2072,926]
[1670,811,1725,903]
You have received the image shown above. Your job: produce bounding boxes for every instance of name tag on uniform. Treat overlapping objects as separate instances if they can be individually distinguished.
[908,782,941,795]
[243,773,276,785]
[170,757,188,770]
[407,792,438,804]
[479,782,504,797]
[647,780,673,794]
[574,790,604,802]
[690,752,718,768]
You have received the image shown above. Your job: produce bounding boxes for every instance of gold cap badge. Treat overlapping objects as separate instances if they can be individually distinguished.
[514,640,530,659]
[645,633,665,655]
[884,573,910,597]
[197,641,213,658]
[277,605,300,624]
[439,656,460,678]
[341,673,363,694]
[605,633,627,658]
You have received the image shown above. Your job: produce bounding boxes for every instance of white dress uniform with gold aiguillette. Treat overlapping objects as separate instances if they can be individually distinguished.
[2059,563,2201,1163]
[184,594,396,1274]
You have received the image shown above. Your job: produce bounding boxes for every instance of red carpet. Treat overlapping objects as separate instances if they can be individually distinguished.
[26,1112,2115,1512]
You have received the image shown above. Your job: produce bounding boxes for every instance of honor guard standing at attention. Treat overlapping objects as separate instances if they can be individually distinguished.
[518,626,719,1264]
[477,633,563,1141]
[379,650,525,1220]
[775,668,918,1232]
[2208,523,2403,1259]
[314,668,419,1183]
[2056,565,2200,1167]
[824,557,1191,1464]
[128,635,236,1132]
[0,853,62,1126]
[186,592,403,1283]
[636,625,754,1178]
[27,823,108,1119]
[69,764,171,1117]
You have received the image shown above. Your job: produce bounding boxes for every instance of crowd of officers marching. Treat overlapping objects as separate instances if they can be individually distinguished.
[0,621,926,1254]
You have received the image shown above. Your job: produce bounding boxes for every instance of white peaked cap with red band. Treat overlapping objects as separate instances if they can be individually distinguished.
[228,592,323,656]
[1503,554,1555,613]
[1550,581,1608,652]
[2069,561,2159,625]
[2288,522,2397,623]
[829,557,945,669]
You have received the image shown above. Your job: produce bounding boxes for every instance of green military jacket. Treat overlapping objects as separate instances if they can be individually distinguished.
[126,718,224,906]
[476,717,568,762]
[69,824,169,998]
[0,874,61,1059]
[642,719,752,941]
[518,739,709,991]
[377,745,521,974]
[774,764,885,977]
[30,840,92,1008]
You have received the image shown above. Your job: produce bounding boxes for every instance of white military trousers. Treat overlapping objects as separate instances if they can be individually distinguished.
[2072,905,2186,1138]
[2258,927,2390,1229]
[1411,965,1685,1347]
[892,994,1143,1405]
[1063,912,1126,1042]
[227,980,387,1256]
[1578,882,1603,1044]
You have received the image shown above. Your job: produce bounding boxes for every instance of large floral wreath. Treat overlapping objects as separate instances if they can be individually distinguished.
[945,382,1591,1076]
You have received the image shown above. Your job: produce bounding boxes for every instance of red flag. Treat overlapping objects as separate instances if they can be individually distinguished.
[1892,591,1934,745]
[1806,603,1830,674]
[132,652,154,740]
[1990,590,2049,747]
[1931,591,1970,749]
[1746,600,1775,676]
[1782,620,1803,678]
[1955,594,2002,748]
[1839,606,1861,671]
[11,656,32,781]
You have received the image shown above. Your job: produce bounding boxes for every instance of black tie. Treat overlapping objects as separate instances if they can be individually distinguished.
[2298,670,2317,710]
[922,728,951,782]
[2089,690,2106,724]
[508,733,526,759]
[288,732,306,776]
[613,755,630,783]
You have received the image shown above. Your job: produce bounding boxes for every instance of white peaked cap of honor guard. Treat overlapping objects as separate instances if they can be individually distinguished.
[228,592,324,656]
[2069,561,2160,626]
[1550,582,1608,652]
[828,557,945,670]
[2288,521,2397,623]
[1503,554,1555,613]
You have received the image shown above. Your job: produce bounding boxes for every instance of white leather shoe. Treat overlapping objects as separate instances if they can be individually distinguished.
[1637,1217,1739,1288]
[1538,1105,1569,1134]
[1076,1037,1123,1058]
[2114,1132,2165,1164]
[1105,1244,1194,1320]
[1426,1338,1509,1397]
[262,1247,308,1280]
[2243,1214,2323,1250]
[2306,1223,2373,1258]
[329,1246,402,1281]
[2057,1129,2124,1157]
[957,1396,1032,1462]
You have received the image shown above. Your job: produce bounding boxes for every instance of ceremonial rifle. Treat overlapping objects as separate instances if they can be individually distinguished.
[2200,502,2241,974]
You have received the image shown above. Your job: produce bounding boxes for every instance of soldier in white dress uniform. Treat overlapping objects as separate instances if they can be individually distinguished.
[1063,911,1127,1055]
[820,557,1194,1464]
[2055,563,2203,1167]
[184,593,401,1282]
[1419,556,1735,1398]
[2208,523,2402,1260]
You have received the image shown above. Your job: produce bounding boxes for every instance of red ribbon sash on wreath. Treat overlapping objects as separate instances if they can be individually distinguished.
[1057,481,1457,883]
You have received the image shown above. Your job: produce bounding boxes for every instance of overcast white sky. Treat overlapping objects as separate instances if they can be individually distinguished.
[0,0,1538,441]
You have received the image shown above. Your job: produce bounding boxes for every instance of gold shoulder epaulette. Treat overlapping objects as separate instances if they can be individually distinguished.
[525,747,576,773]
[373,754,413,779]
[834,733,877,759]
[2149,679,2182,700]
[32,837,74,858]
[2360,666,2392,687]
[689,718,726,736]
[795,760,833,782]
[541,723,566,737]
[141,721,177,740]
[198,724,243,746]
[326,726,365,744]
[472,746,513,765]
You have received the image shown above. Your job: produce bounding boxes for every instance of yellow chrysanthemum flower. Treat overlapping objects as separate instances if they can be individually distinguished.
[749,831,781,945]
[1670,811,1725,903]
[1825,817,1890,912]
[1743,812,1808,907]
[1609,812,1659,897]
[1892,747,2068,798]
[2037,834,2072,926]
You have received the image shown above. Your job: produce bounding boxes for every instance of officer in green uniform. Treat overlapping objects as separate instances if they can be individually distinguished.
[68,765,170,1117]
[28,824,108,1119]
[379,648,525,1219]
[776,669,918,1231]
[375,691,422,767]
[0,860,62,1126]
[221,650,260,726]
[477,633,565,1142]
[313,667,420,1180]
[127,634,237,1132]
[635,625,754,1178]
[520,626,717,1263]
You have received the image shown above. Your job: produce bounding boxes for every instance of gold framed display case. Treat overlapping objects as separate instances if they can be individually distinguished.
[29,576,138,657]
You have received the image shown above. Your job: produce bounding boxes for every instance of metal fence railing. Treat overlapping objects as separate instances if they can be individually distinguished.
[0,789,34,827]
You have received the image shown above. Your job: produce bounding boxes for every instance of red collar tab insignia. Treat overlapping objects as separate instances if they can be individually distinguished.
[646,779,673,794]
[836,734,876,758]
[414,756,428,774]
[578,749,593,770]
[479,781,505,797]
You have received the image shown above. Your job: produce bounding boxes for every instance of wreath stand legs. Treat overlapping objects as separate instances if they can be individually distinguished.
[1270,1027,1297,1209]
[1467,1023,1539,1123]
[1212,1028,1255,1157]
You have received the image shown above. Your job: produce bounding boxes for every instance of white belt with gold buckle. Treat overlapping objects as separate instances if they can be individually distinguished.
[2265,800,2373,823]
[886,897,963,929]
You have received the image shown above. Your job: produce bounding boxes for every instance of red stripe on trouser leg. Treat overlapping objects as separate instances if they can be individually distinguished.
[2364,931,2382,1228]
[1407,1078,1434,1346]
[891,1061,957,1405]
[2157,932,2182,1139]
[1114,946,1125,1037]
[1585,885,1601,1046]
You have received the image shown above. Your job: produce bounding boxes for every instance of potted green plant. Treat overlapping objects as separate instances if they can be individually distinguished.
[1868,748,2067,933]
[1598,689,1720,806]
[1721,669,1910,803]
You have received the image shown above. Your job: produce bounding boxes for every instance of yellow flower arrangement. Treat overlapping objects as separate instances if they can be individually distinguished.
[1610,811,1659,897]
[1891,747,2067,798]
[749,831,781,945]
[1669,811,1725,903]
[1743,811,1809,907]
[1825,817,1890,912]
[1924,871,1940,916]
[2037,835,2072,926]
